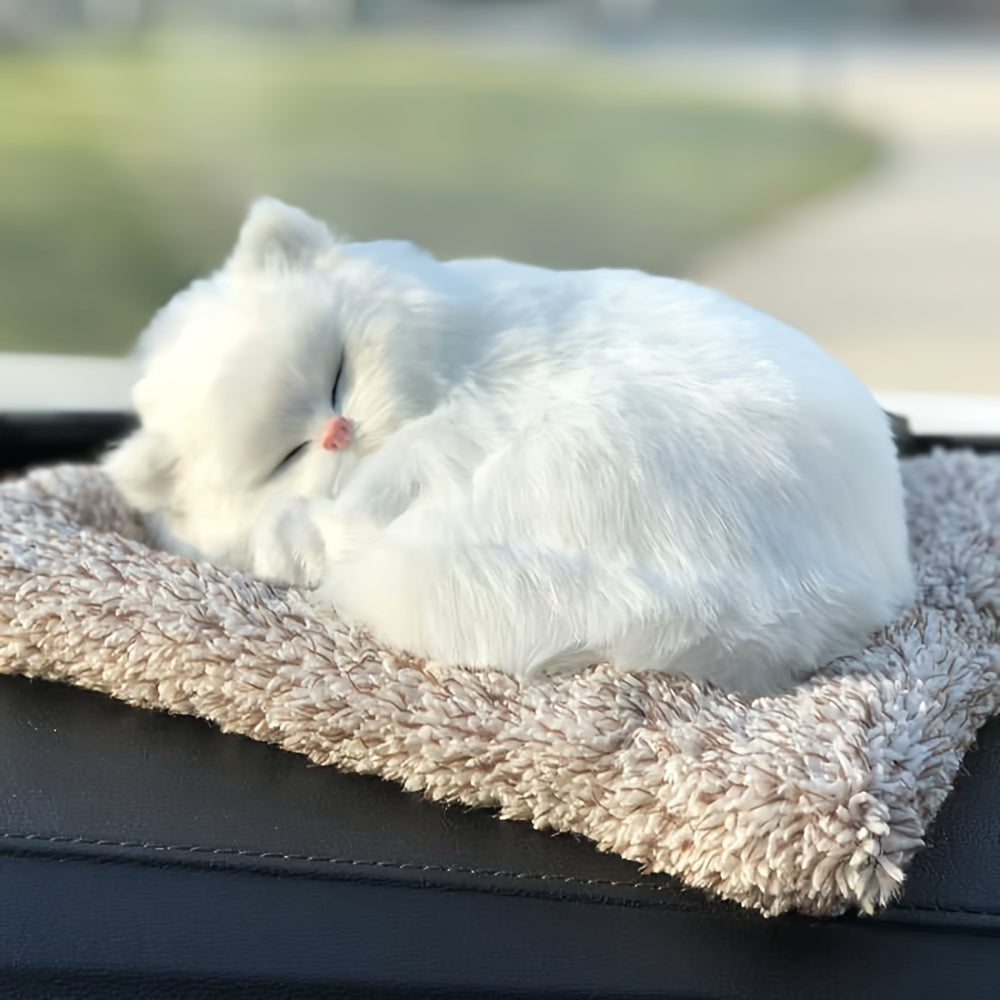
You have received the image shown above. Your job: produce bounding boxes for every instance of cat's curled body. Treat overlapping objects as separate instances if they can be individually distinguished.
[106,198,914,695]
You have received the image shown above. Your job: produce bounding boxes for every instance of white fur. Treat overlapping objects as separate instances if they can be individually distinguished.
[105,197,914,695]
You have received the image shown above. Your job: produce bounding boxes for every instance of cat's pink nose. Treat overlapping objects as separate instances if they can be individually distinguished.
[320,415,352,451]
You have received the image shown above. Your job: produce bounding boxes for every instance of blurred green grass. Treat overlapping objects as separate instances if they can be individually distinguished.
[0,34,879,356]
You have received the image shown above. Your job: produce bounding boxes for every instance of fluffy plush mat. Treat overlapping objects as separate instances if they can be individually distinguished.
[0,452,997,917]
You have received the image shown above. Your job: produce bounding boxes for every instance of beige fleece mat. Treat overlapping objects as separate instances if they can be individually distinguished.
[0,451,997,917]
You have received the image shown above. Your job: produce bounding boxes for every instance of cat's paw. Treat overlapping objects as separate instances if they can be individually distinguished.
[525,645,606,678]
[251,498,326,589]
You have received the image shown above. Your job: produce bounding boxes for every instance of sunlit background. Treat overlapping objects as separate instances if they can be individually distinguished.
[1,0,998,393]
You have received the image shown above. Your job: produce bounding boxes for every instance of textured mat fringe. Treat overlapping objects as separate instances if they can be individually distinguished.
[0,451,997,916]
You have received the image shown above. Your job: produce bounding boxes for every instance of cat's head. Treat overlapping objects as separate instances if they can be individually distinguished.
[105,197,449,570]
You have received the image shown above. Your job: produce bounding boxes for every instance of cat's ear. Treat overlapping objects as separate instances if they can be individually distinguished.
[103,430,176,513]
[228,197,337,274]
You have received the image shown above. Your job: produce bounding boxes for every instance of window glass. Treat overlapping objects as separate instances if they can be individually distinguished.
[1,1,997,394]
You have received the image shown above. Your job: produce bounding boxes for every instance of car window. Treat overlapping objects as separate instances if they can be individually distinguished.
[1,1,997,398]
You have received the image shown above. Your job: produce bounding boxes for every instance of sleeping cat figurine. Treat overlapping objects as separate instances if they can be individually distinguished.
[105,197,914,695]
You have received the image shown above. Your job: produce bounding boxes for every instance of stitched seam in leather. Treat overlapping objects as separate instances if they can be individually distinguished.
[0,831,678,892]
[885,901,1000,917]
[3,831,999,919]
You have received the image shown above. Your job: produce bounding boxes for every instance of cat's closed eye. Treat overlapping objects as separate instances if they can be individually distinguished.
[271,441,308,478]
[332,353,344,409]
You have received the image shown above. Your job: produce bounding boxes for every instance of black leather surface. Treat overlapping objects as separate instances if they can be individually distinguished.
[888,713,1000,924]
[0,673,998,998]
[1,413,998,997]
[0,412,136,473]
[0,674,722,912]
[2,851,999,1000]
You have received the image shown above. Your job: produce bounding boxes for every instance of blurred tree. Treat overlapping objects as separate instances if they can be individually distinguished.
[900,0,1000,21]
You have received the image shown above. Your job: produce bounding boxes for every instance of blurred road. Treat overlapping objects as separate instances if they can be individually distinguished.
[675,41,1000,394]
